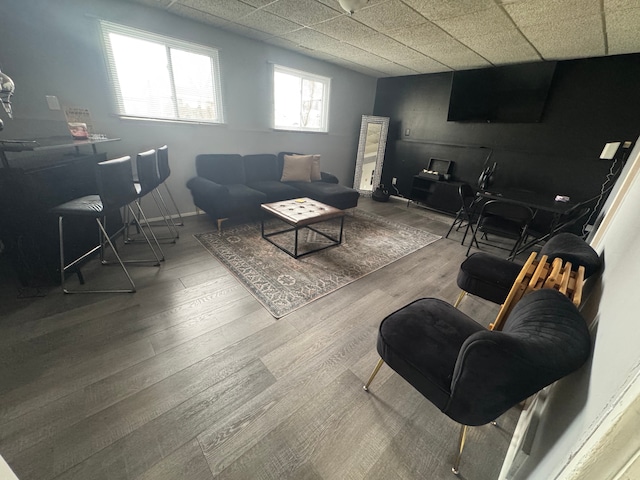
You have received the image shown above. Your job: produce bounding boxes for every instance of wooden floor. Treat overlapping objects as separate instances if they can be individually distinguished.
[0,197,519,480]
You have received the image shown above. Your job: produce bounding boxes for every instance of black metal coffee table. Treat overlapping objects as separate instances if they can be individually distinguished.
[260,197,345,259]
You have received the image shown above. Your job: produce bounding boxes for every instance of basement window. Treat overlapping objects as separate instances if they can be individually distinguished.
[100,21,224,124]
[273,65,330,133]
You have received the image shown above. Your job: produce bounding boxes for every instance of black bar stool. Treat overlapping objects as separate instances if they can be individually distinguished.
[156,145,184,226]
[50,156,163,293]
[127,148,178,243]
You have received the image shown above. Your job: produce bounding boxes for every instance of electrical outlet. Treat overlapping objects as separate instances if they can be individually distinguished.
[392,177,397,185]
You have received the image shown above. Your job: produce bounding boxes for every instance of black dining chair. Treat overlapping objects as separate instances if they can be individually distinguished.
[363,288,591,475]
[445,183,479,246]
[466,200,533,258]
[50,156,163,293]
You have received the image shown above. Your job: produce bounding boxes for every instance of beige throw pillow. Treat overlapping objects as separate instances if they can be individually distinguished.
[281,154,313,182]
[310,154,322,181]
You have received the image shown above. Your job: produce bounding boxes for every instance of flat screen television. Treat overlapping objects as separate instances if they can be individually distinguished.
[447,61,557,123]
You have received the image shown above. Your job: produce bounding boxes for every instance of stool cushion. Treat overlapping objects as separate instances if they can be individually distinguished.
[50,195,103,217]
[377,298,485,410]
[457,253,522,304]
[539,233,602,278]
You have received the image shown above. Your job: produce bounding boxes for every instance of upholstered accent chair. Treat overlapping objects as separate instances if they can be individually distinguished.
[454,232,602,309]
[363,288,591,475]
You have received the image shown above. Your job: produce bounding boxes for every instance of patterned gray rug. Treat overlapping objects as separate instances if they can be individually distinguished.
[194,210,441,318]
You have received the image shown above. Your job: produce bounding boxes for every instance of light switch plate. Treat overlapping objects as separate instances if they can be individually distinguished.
[46,95,61,110]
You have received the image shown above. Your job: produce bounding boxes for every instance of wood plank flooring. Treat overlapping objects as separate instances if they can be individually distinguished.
[0,197,519,480]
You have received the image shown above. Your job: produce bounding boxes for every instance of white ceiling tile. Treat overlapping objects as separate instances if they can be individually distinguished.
[352,0,428,33]
[386,21,454,49]
[124,0,640,77]
[222,23,274,41]
[168,4,230,27]
[521,15,605,59]
[363,57,418,76]
[280,28,344,52]
[397,54,449,74]
[325,56,389,76]
[176,0,257,21]
[236,9,303,35]
[402,0,497,21]
[435,6,515,38]
[458,29,542,65]
[606,8,640,54]
[412,38,491,69]
[604,0,639,11]
[263,35,301,49]
[264,0,343,26]
[239,0,280,7]
[504,0,601,27]
[131,0,174,7]
[312,16,378,41]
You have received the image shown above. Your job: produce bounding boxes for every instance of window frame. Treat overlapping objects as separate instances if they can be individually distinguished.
[272,64,331,133]
[100,20,225,124]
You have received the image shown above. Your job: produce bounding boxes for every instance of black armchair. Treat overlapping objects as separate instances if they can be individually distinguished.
[454,232,602,309]
[363,289,591,475]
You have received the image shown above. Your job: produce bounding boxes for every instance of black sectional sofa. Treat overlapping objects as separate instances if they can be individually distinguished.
[186,152,360,229]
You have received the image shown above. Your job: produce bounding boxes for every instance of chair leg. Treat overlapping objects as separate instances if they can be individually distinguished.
[152,188,180,240]
[452,424,468,475]
[453,291,466,308]
[445,211,463,239]
[59,215,137,294]
[162,182,184,226]
[363,358,385,391]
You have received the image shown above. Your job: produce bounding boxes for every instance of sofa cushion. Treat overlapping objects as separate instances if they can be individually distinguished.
[196,154,245,185]
[244,154,280,183]
[246,180,301,203]
[281,154,313,182]
[289,181,360,210]
[224,184,267,212]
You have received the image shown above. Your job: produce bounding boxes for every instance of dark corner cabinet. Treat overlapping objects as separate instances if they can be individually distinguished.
[409,175,463,215]
[0,138,120,289]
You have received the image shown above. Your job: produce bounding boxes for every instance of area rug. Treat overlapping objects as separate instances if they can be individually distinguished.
[194,210,441,318]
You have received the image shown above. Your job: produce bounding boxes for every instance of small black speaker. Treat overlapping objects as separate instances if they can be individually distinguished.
[372,185,390,202]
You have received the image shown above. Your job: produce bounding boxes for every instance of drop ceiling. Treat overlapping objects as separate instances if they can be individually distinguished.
[126,0,640,77]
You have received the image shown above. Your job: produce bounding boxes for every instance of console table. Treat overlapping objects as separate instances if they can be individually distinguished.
[409,175,463,214]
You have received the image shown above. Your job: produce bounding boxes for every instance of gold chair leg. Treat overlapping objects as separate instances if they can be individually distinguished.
[453,290,466,308]
[363,358,384,391]
[217,218,227,234]
[452,424,468,475]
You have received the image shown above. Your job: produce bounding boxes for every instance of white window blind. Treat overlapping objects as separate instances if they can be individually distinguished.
[273,65,330,132]
[100,21,224,123]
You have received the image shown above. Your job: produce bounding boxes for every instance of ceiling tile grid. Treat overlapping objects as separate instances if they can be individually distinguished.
[518,15,606,60]
[124,0,640,77]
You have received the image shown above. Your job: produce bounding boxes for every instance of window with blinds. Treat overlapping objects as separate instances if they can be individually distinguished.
[273,65,330,133]
[100,21,224,124]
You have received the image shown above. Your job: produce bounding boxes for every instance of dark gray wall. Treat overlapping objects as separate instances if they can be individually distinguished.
[374,54,640,203]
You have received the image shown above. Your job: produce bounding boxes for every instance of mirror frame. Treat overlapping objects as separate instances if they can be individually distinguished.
[353,115,390,196]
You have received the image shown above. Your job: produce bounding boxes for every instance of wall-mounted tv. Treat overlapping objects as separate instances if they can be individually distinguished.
[447,61,557,123]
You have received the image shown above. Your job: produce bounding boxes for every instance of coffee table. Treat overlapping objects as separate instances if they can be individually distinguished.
[260,197,345,259]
